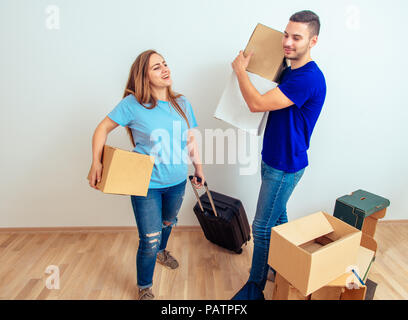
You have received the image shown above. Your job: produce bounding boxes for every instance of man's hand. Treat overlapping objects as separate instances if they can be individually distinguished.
[231,50,254,75]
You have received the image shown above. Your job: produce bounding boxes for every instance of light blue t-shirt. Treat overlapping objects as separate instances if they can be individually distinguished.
[107,94,198,189]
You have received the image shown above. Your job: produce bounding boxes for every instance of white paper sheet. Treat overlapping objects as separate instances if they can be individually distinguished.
[214,71,278,136]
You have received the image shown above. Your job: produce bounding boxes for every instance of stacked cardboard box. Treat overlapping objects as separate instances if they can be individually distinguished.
[272,244,375,300]
[269,188,390,301]
[268,211,378,300]
[268,211,363,296]
[334,189,390,255]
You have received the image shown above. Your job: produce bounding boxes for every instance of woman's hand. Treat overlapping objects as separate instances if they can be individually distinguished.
[191,169,205,189]
[88,161,103,189]
[88,116,118,190]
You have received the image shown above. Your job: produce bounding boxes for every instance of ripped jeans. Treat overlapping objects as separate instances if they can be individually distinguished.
[130,179,187,289]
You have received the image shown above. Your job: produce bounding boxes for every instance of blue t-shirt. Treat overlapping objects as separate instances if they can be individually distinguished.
[108,94,198,188]
[262,61,326,172]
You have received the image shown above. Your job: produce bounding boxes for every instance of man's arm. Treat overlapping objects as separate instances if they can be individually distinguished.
[232,51,294,112]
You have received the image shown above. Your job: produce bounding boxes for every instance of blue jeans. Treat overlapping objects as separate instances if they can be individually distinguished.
[248,161,305,290]
[130,179,187,289]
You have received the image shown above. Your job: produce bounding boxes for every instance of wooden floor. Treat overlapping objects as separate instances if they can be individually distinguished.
[0,222,407,300]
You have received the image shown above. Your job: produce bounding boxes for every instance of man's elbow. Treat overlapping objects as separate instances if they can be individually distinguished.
[248,103,261,113]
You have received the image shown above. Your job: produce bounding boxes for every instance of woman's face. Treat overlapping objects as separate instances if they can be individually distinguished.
[147,53,172,89]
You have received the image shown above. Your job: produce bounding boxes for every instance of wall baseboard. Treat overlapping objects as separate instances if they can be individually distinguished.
[0,220,405,233]
[0,225,202,233]
[377,219,408,224]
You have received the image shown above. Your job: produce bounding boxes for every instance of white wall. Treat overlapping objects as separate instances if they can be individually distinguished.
[0,0,407,227]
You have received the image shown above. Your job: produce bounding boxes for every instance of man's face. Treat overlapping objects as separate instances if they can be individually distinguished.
[282,21,317,60]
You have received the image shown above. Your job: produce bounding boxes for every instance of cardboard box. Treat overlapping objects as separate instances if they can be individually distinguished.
[325,245,375,288]
[213,23,287,136]
[334,190,389,255]
[88,145,154,196]
[311,245,375,300]
[272,273,310,300]
[333,189,390,231]
[272,245,375,300]
[312,283,367,300]
[268,211,362,296]
[243,23,287,82]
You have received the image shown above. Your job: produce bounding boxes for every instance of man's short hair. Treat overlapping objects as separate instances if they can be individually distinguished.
[290,10,320,37]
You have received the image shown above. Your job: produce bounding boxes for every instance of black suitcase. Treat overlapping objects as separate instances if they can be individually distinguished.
[189,176,251,254]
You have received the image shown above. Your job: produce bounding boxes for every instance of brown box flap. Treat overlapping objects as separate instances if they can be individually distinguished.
[273,211,334,246]
[243,23,286,82]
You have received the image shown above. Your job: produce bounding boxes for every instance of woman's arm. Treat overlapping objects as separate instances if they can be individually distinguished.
[88,116,119,189]
[187,129,205,189]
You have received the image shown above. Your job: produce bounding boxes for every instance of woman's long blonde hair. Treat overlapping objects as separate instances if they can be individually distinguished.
[123,50,190,148]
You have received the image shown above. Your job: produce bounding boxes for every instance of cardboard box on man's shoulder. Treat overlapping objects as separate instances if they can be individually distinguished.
[243,23,287,82]
[87,145,154,197]
[268,211,362,296]
[214,23,287,136]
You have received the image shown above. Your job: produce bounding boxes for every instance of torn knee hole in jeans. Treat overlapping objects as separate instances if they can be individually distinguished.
[146,231,160,244]
[146,231,160,237]
[163,218,177,228]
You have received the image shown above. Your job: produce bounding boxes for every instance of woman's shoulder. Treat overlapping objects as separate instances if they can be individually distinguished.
[118,94,148,110]
[122,94,139,105]
[175,94,192,107]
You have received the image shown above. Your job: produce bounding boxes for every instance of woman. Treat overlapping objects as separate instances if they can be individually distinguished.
[88,50,204,300]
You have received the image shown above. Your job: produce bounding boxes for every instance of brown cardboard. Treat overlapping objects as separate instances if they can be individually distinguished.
[311,285,367,300]
[310,286,344,300]
[361,216,378,238]
[88,145,154,196]
[243,23,286,82]
[369,207,387,219]
[361,233,378,254]
[325,245,375,288]
[272,245,374,300]
[273,272,367,300]
[268,211,362,296]
[361,208,386,238]
[340,286,367,300]
[272,273,309,300]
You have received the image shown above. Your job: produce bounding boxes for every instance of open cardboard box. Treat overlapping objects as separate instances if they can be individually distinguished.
[87,145,154,197]
[311,244,375,300]
[273,245,375,300]
[268,211,362,296]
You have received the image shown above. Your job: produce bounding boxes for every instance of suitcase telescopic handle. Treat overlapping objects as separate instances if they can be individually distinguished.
[188,175,218,217]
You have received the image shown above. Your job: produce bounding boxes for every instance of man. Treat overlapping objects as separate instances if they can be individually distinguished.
[231,10,327,292]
